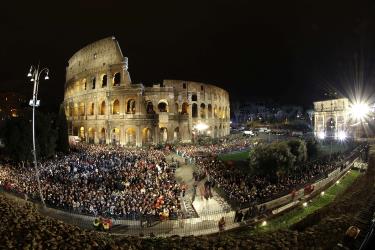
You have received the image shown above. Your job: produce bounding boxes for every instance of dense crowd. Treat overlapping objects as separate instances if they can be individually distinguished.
[0,145,182,220]
[194,156,341,207]
[176,134,255,158]
[180,140,362,209]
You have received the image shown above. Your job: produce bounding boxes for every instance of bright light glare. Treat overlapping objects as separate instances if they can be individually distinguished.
[321,191,325,196]
[337,131,347,141]
[350,102,370,120]
[194,123,209,131]
[302,202,308,207]
[317,131,325,140]
[261,221,267,226]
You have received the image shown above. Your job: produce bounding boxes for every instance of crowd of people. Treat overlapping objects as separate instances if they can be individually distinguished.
[0,144,182,221]
[178,139,361,209]
[175,134,255,159]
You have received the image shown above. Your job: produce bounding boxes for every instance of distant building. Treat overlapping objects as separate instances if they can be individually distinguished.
[0,92,27,122]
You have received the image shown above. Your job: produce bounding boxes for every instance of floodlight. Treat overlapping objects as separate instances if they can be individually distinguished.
[350,102,370,121]
[194,123,209,131]
[337,131,347,141]
[317,131,325,140]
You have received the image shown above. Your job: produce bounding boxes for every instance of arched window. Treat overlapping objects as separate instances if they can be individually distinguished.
[113,99,120,114]
[100,101,106,115]
[208,104,212,118]
[200,103,206,118]
[182,102,189,114]
[192,103,198,118]
[146,101,155,114]
[92,77,96,89]
[73,103,78,116]
[127,99,136,114]
[99,128,106,144]
[113,72,121,86]
[158,101,168,112]
[88,102,94,116]
[102,75,107,87]
[175,103,179,113]
[83,79,87,90]
[79,103,85,116]
[192,94,197,102]
[88,128,95,143]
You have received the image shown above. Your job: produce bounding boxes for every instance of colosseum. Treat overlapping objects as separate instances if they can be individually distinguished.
[64,37,230,146]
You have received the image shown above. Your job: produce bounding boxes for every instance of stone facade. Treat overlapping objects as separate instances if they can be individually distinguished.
[63,37,230,146]
[313,98,350,139]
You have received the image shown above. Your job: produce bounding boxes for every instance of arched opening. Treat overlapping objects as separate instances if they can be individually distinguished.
[73,103,78,116]
[112,128,120,145]
[127,99,136,114]
[65,105,70,117]
[113,72,121,86]
[79,102,85,116]
[99,128,106,144]
[142,128,153,144]
[82,79,87,90]
[68,104,73,117]
[88,128,95,143]
[219,107,222,119]
[326,118,335,138]
[146,101,155,114]
[79,126,85,140]
[92,77,96,89]
[214,126,218,138]
[112,99,120,114]
[192,103,198,118]
[100,101,106,115]
[125,128,136,146]
[158,101,168,112]
[102,75,107,87]
[182,102,189,114]
[192,94,197,101]
[73,127,79,137]
[214,105,218,118]
[200,103,206,118]
[88,102,94,116]
[174,127,180,141]
[208,104,212,118]
[175,103,179,113]
[160,127,168,143]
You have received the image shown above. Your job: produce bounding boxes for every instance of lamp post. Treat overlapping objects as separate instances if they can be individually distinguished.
[27,64,49,208]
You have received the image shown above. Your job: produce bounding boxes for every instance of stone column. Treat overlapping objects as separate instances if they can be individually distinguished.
[136,126,142,147]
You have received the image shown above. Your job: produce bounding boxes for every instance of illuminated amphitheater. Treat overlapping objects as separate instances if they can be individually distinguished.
[63,37,230,146]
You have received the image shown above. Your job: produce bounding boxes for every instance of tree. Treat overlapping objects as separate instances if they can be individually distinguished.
[287,139,307,163]
[249,141,296,183]
[1,117,33,162]
[56,105,69,153]
[1,110,57,162]
[306,138,319,160]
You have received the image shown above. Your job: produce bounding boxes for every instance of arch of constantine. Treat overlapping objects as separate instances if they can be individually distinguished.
[313,98,350,139]
[63,37,230,146]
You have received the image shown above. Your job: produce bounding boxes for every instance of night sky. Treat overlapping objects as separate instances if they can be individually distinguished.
[1,0,375,111]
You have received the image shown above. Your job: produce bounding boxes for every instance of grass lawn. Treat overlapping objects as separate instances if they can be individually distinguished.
[247,169,360,235]
[218,150,249,161]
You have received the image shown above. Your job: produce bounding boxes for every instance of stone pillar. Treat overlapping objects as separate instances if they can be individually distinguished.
[167,126,174,143]
[94,129,99,144]
[136,93,144,115]
[136,126,142,147]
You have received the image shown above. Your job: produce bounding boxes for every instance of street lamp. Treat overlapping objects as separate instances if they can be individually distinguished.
[27,64,49,208]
